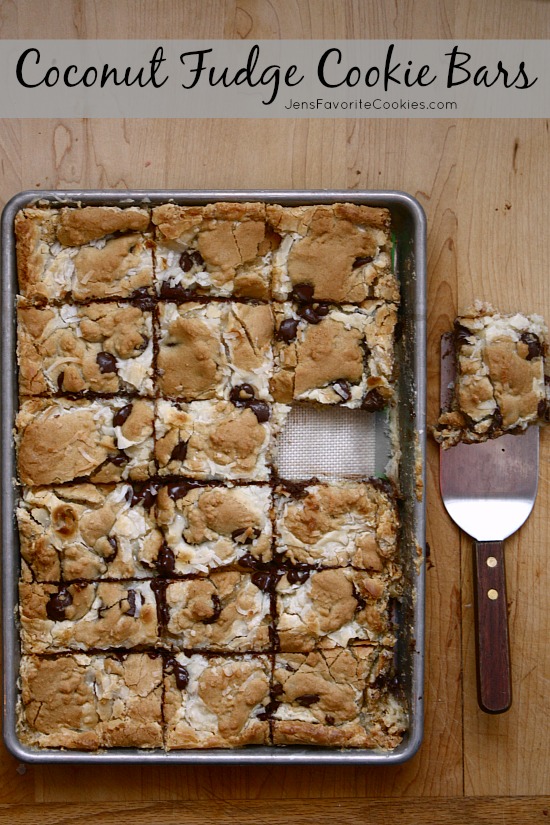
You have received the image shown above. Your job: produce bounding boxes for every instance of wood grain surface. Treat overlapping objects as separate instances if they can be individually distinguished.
[1,1,549,822]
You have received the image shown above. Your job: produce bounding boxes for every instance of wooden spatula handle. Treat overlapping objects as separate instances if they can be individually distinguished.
[473,540,512,714]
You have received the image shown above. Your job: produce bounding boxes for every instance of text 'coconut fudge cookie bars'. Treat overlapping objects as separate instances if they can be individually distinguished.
[14,201,407,752]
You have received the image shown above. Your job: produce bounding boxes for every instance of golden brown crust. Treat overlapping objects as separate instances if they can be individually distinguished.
[19,654,163,749]
[17,484,163,581]
[434,302,547,447]
[267,204,396,303]
[164,654,270,749]
[17,302,153,396]
[72,234,152,300]
[154,203,272,300]
[155,400,271,481]
[152,202,266,238]
[15,208,60,303]
[275,481,399,569]
[267,203,390,234]
[14,207,153,303]
[165,572,272,651]
[19,580,159,653]
[271,302,396,407]
[57,206,150,246]
[272,647,406,749]
[16,398,154,486]
[155,484,272,574]
[13,200,405,753]
[275,567,401,652]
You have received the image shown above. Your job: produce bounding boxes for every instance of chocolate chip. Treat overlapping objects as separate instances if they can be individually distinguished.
[109,451,128,467]
[275,479,311,499]
[46,587,73,621]
[231,527,261,545]
[159,282,194,302]
[96,351,117,374]
[353,255,374,268]
[298,303,330,325]
[333,380,351,402]
[277,318,299,343]
[131,287,156,311]
[125,589,138,617]
[180,250,204,271]
[167,657,189,691]
[130,482,159,509]
[105,536,118,561]
[248,400,271,423]
[150,578,170,628]
[361,389,386,412]
[296,694,319,707]
[272,683,284,697]
[520,332,543,360]
[113,403,133,427]
[299,306,320,324]
[156,542,176,575]
[251,571,274,592]
[168,481,201,499]
[237,551,265,570]
[201,593,222,625]
[492,407,503,430]
[230,384,256,406]
[229,385,270,422]
[370,477,394,497]
[269,625,280,651]
[454,323,472,347]
[166,481,200,501]
[57,372,65,392]
[291,283,314,303]
[170,441,188,463]
[256,699,281,720]
[325,715,335,726]
[286,566,311,585]
[352,584,367,612]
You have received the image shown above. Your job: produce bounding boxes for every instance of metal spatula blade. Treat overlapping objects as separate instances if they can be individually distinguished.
[439,333,539,713]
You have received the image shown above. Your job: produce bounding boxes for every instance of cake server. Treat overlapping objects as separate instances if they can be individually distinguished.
[439,332,539,714]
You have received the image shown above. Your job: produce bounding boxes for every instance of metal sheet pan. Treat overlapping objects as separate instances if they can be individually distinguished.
[1,189,426,765]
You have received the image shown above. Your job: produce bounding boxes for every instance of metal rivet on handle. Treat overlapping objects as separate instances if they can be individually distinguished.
[487,589,499,600]
[486,556,497,567]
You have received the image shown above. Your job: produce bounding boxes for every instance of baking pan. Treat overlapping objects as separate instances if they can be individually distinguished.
[1,189,426,764]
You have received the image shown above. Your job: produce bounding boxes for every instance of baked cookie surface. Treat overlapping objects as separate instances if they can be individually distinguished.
[15,206,153,304]
[13,200,406,753]
[434,301,547,447]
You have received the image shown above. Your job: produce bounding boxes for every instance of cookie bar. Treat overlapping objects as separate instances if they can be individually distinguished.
[162,572,273,651]
[267,203,397,304]
[274,480,399,570]
[434,301,547,447]
[164,653,271,748]
[17,483,163,582]
[15,206,153,304]
[272,646,406,748]
[155,399,288,481]
[155,484,272,575]
[16,397,154,486]
[271,300,397,408]
[157,301,273,400]
[19,580,159,653]
[275,567,401,651]
[19,653,163,750]
[153,202,277,300]
[17,302,154,396]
